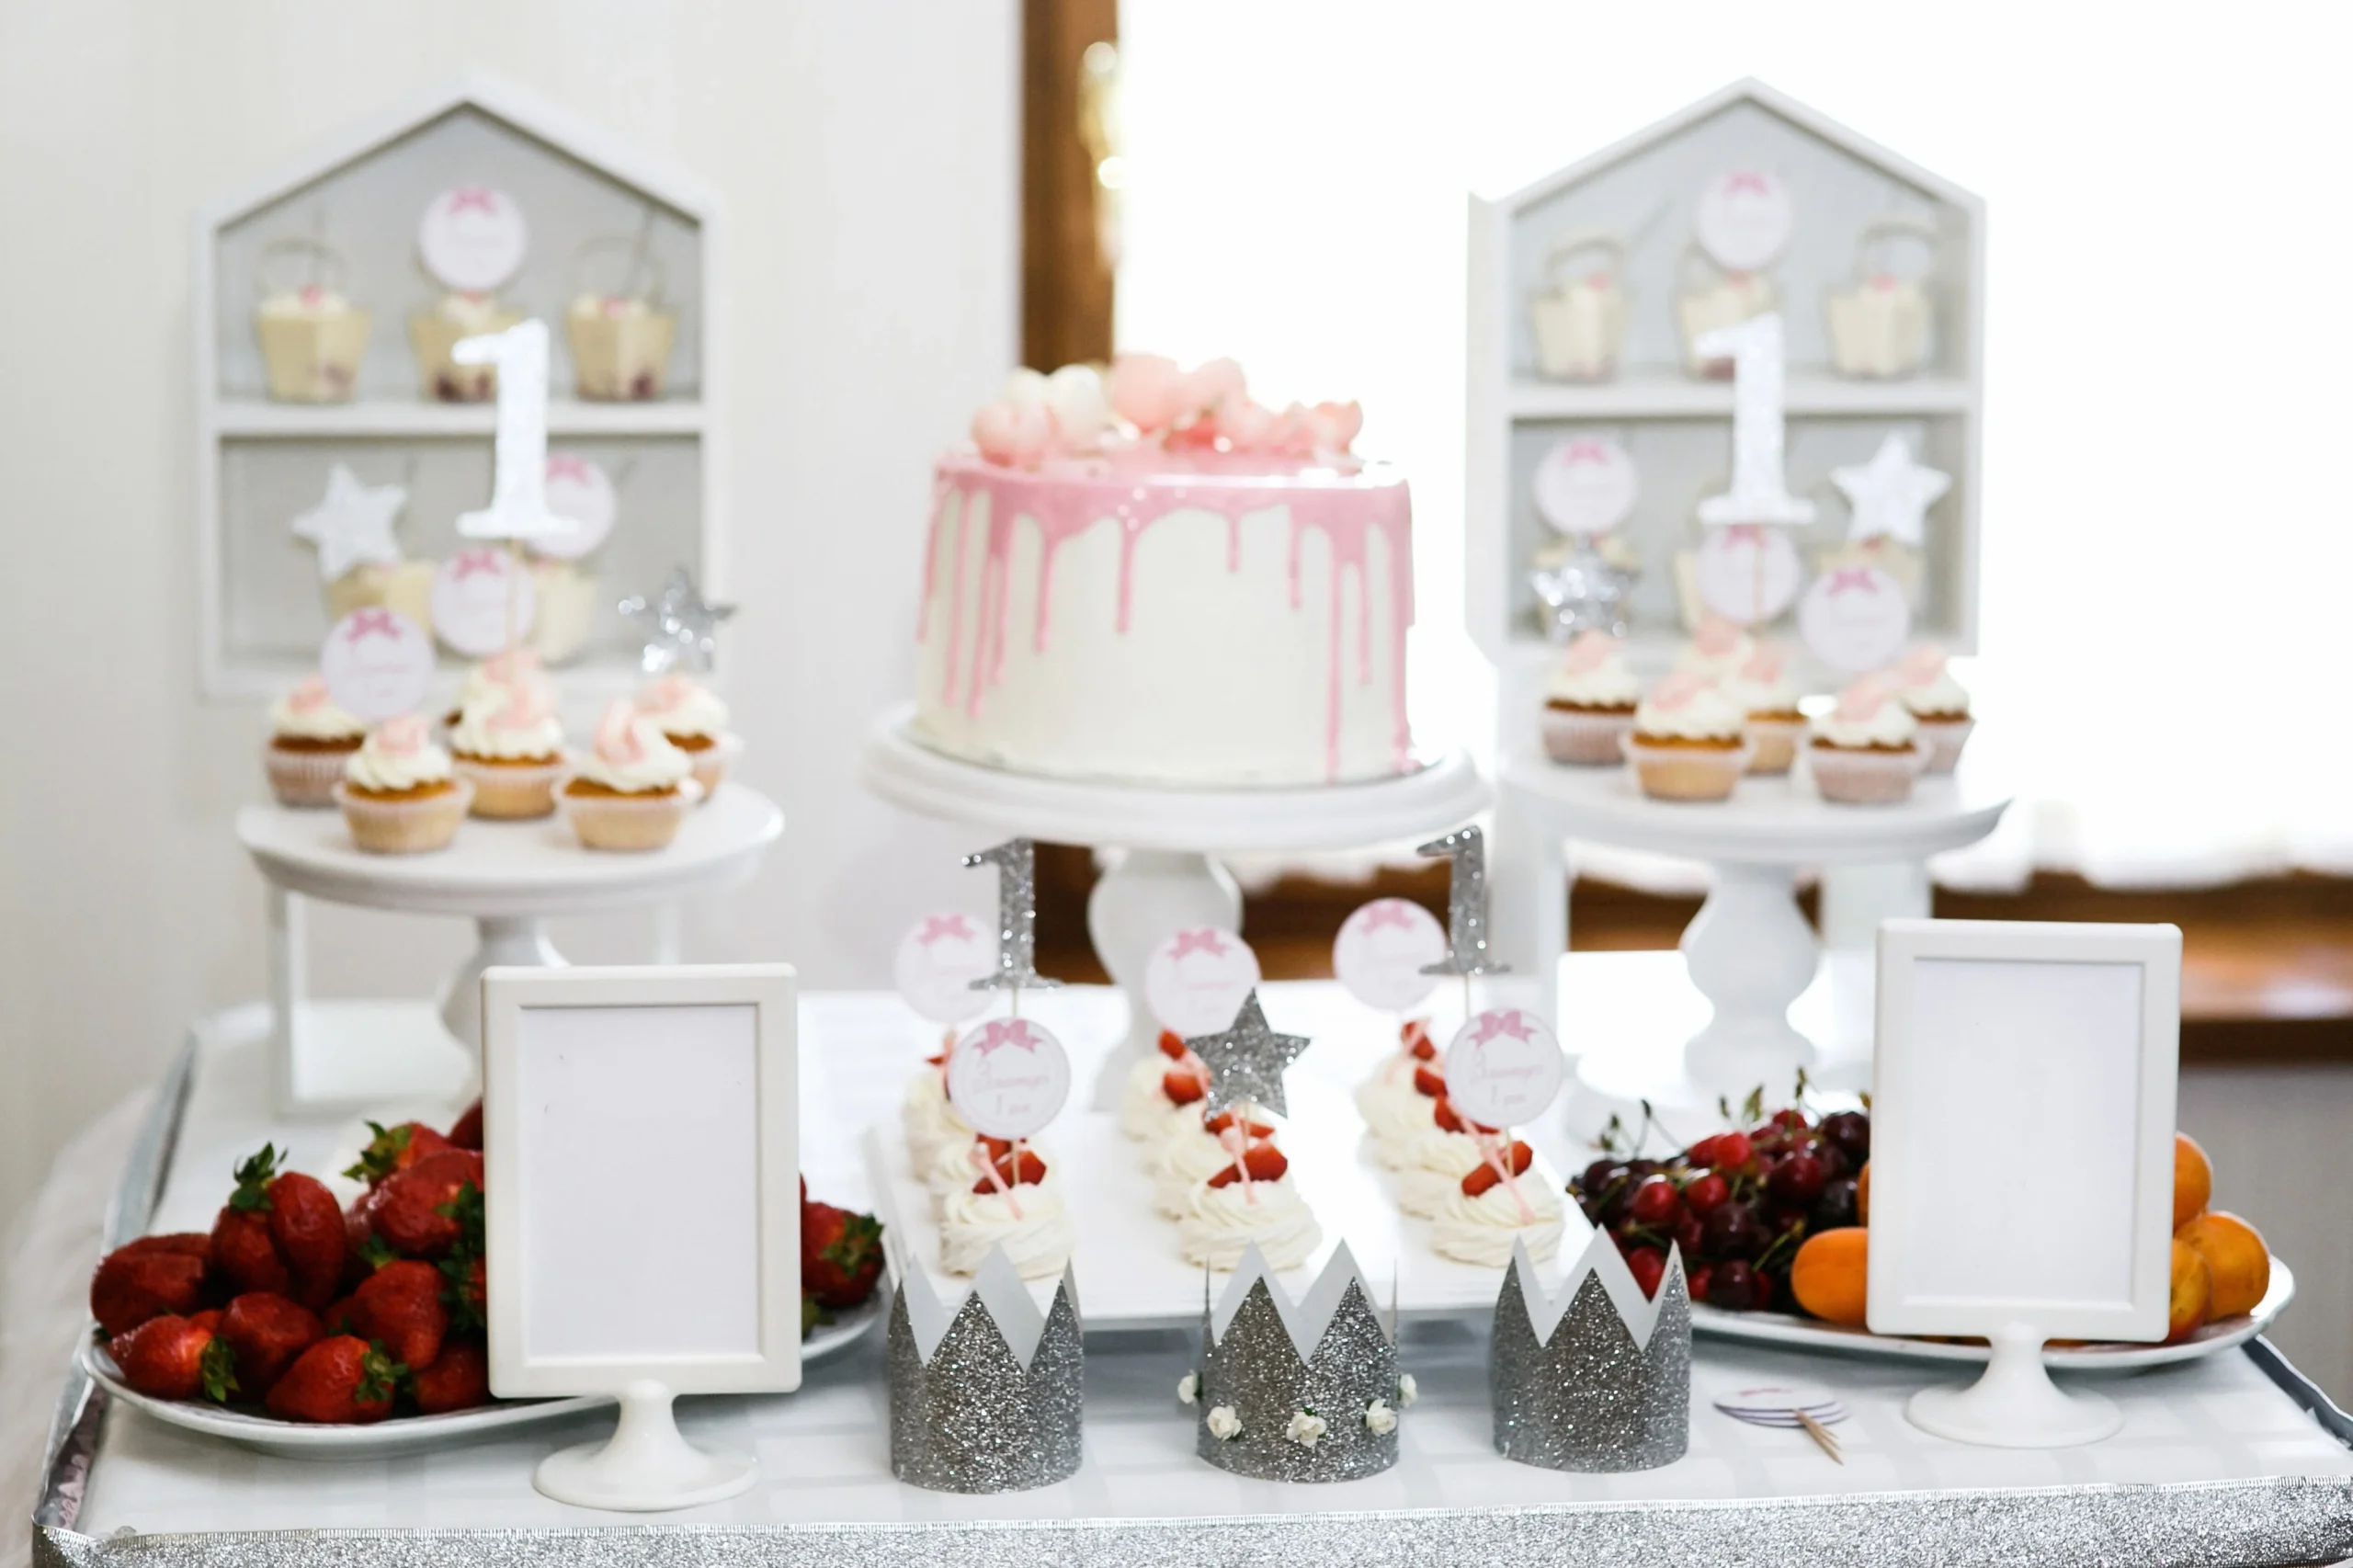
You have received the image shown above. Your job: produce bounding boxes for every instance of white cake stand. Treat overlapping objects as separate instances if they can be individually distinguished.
[1497,752,2009,1137]
[860,704,1491,1108]
[237,784,784,1115]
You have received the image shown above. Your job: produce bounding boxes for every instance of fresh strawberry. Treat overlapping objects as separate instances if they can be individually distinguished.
[442,1254,487,1335]
[1157,1030,1189,1061]
[1402,1019,1436,1060]
[342,1121,454,1187]
[801,1204,885,1309]
[411,1340,489,1415]
[211,1146,293,1298]
[267,1170,345,1311]
[1431,1097,1497,1137]
[188,1309,222,1334]
[109,1315,237,1403]
[117,1233,212,1262]
[1411,1064,1448,1099]
[369,1150,483,1258]
[266,1336,402,1425]
[1162,1069,1205,1106]
[217,1292,323,1396]
[969,1147,1049,1193]
[320,1297,357,1335]
[445,1099,483,1152]
[1200,1110,1274,1139]
[349,1260,448,1370]
[1460,1141,1537,1197]
[90,1244,210,1336]
[1208,1142,1290,1187]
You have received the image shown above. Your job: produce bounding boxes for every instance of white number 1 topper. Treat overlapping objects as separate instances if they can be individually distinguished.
[455,320,571,545]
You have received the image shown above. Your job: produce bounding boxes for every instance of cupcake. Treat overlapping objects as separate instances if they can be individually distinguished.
[636,675,741,801]
[264,676,367,808]
[938,1142,1076,1280]
[1894,644,1974,774]
[1540,631,1642,766]
[255,282,369,403]
[560,700,699,851]
[1428,1140,1564,1267]
[1809,676,1927,804]
[409,292,521,402]
[1624,673,1752,801]
[1176,1140,1323,1271]
[1675,614,1756,680]
[1718,642,1805,775]
[444,648,554,728]
[566,292,678,402]
[334,715,471,854]
[449,684,565,819]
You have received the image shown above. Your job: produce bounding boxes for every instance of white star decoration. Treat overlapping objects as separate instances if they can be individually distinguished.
[1832,435,1950,548]
[1186,990,1310,1119]
[290,464,408,583]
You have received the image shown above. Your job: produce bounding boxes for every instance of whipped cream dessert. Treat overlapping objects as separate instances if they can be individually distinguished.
[902,1061,973,1173]
[1631,673,1747,745]
[570,702,694,794]
[1543,631,1641,712]
[1895,643,1970,719]
[1675,615,1757,681]
[1718,642,1802,721]
[1395,1125,1486,1219]
[270,675,365,745]
[1120,1033,1210,1143]
[637,674,730,744]
[449,649,554,722]
[1152,1109,1276,1219]
[1427,1142,1564,1267]
[939,1175,1076,1280]
[1355,1020,1444,1166]
[344,714,454,794]
[450,684,563,763]
[1176,1172,1323,1271]
[1812,676,1920,751]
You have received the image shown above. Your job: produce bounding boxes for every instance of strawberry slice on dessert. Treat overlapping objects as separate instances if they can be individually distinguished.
[1163,1068,1207,1106]
[1411,1063,1448,1099]
[1460,1140,1536,1197]
[1200,1109,1274,1139]
[1207,1141,1290,1187]
[1402,1018,1437,1061]
[1157,1030,1190,1061]
[970,1143,1049,1192]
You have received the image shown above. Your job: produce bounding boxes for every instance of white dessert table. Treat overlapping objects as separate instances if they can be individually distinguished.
[33,984,2353,1568]
[861,705,1491,1108]
[236,784,783,1116]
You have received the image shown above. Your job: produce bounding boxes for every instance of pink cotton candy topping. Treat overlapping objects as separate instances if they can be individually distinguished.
[375,713,430,754]
[1563,630,1618,674]
[482,647,540,685]
[1693,615,1744,658]
[492,682,552,731]
[288,675,332,712]
[1835,676,1895,722]
[593,699,646,765]
[1897,643,1949,687]
[637,675,698,715]
[1648,672,1708,711]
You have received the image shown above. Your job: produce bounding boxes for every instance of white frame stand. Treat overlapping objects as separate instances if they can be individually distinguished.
[1904,1326,2121,1449]
[1494,753,2008,1132]
[237,784,783,1115]
[533,1379,758,1511]
[860,705,1492,1108]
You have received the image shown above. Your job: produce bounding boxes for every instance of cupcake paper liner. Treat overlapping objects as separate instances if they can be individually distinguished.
[560,778,704,851]
[1540,707,1635,767]
[263,742,358,809]
[1745,716,1806,776]
[1621,733,1754,802]
[452,756,566,820]
[1808,742,1929,804]
[667,730,745,803]
[1912,714,1974,775]
[334,778,473,855]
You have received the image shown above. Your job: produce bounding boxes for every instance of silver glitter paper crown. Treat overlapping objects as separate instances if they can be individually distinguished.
[886,1246,1084,1494]
[1492,1231,1689,1472]
[1191,1243,1404,1483]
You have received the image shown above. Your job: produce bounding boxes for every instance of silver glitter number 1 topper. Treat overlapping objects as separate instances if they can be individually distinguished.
[965,837,1062,994]
[1418,824,1509,977]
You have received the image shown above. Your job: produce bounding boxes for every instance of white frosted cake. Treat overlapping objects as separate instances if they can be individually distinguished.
[913,353,1415,787]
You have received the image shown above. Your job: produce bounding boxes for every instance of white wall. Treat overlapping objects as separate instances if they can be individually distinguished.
[0,1,1017,1221]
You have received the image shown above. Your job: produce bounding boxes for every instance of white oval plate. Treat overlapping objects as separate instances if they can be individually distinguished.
[1689,1257,2293,1372]
[85,1295,886,1459]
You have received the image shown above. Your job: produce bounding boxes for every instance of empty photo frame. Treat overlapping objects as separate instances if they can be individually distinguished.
[483,963,799,1509]
[1870,920,2180,1447]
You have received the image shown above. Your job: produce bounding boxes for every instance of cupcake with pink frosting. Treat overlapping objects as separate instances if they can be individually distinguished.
[444,648,554,728]
[635,675,741,801]
[1809,676,1927,804]
[1540,631,1642,766]
[1675,615,1757,681]
[560,699,700,851]
[1893,644,1973,774]
[264,675,368,808]
[1624,673,1752,801]
[334,714,472,854]
[1717,642,1806,775]
[449,683,566,819]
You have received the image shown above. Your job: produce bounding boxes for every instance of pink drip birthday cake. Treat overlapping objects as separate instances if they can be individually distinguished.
[913,353,1415,787]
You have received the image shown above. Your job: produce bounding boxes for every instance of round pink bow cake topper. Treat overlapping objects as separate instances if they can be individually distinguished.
[946,1017,1072,1140]
[893,911,996,1025]
[1443,1007,1565,1130]
[1144,926,1263,1037]
[1333,898,1448,1012]
[318,608,433,722]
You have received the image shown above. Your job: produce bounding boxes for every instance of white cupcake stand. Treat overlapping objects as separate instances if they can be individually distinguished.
[236,784,783,1115]
[1492,751,2009,1146]
[860,703,1491,1108]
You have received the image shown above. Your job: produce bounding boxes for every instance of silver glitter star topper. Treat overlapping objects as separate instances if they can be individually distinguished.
[1418,824,1509,978]
[620,565,734,676]
[887,1245,1083,1494]
[1492,1231,1689,1473]
[1530,538,1637,643]
[1186,990,1309,1118]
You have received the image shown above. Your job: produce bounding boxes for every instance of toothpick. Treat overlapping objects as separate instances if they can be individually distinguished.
[1796,1410,1843,1464]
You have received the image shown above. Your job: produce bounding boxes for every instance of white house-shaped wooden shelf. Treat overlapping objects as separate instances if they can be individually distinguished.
[1467,78,1984,747]
[194,69,726,700]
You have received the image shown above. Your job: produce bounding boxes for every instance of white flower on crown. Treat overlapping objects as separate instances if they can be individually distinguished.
[1363,1397,1398,1436]
[1205,1404,1242,1441]
[1396,1372,1417,1408]
[1176,1371,1198,1406]
[1284,1409,1329,1449]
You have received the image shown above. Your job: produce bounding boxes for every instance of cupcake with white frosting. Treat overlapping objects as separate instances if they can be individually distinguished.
[636,675,742,802]
[560,699,700,851]
[264,675,368,808]
[335,714,472,854]
[1893,644,1973,774]
[938,1143,1075,1279]
[1176,1141,1323,1271]
[449,684,565,819]
[444,649,554,727]
[1540,631,1643,766]
[1428,1140,1565,1267]
[1809,676,1927,804]
[1718,641,1806,775]
[1624,673,1752,801]
[1675,615,1756,681]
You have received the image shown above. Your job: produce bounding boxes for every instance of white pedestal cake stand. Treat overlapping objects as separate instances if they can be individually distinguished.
[1496,752,2009,1142]
[860,703,1491,1109]
[237,784,784,1116]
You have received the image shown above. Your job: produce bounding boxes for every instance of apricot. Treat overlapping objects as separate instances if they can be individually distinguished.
[2173,1132,2212,1233]
[1790,1226,1869,1326]
[2177,1211,2270,1318]
[1856,1161,1870,1225]
[2166,1237,2211,1344]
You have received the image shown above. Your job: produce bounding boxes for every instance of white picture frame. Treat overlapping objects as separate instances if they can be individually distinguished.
[481,962,797,1509]
[1870,919,2180,1447]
